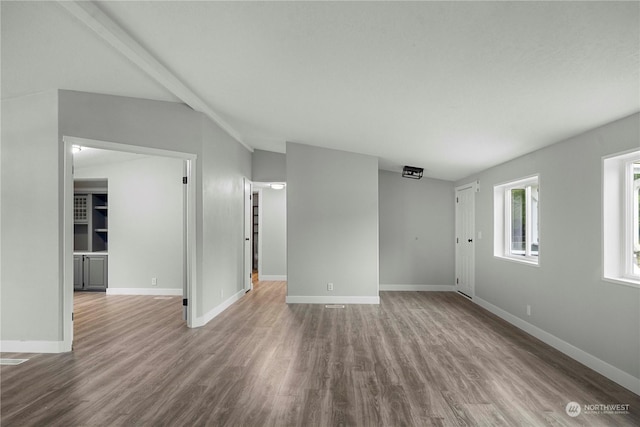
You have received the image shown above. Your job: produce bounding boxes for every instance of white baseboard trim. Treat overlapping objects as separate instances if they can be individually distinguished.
[0,340,67,353]
[193,288,246,327]
[259,274,287,281]
[474,296,640,396]
[106,288,183,296]
[285,295,380,304]
[380,284,455,292]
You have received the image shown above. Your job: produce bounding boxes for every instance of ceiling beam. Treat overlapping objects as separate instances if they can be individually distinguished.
[57,1,252,152]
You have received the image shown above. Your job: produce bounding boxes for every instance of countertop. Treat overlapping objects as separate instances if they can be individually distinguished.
[73,251,108,256]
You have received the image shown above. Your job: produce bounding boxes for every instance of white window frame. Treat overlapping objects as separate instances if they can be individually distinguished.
[632,165,640,278]
[603,149,640,288]
[625,159,640,279]
[494,175,540,265]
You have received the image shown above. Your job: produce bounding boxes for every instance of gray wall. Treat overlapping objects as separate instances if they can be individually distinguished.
[201,117,252,314]
[59,91,202,154]
[1,89,252,347]
[1,90,61,341]
[60,90,252,320]
[252,149,286,182]
[379,171,455,287]
[456,112,640,381]
[74,155,184,291]
[286,142,379,301]
[260,187,287,278]
[61,90,251,320]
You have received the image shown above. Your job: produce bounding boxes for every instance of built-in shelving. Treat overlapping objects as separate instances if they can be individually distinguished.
[74,180,108,253]
[74,179,108,291]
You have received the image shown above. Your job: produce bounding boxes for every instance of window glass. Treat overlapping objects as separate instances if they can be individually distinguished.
[511,188,526,254]
[530,185,539,256]
[494,175,539,264]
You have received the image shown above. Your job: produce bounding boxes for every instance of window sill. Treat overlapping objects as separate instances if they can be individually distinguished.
[494,255,539,267]
[603,276,640,289]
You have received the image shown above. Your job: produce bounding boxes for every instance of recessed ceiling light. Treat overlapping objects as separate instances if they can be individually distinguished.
[270,183,285,190]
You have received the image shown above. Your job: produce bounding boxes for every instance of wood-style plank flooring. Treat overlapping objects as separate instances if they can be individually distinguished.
[2,282,639,426]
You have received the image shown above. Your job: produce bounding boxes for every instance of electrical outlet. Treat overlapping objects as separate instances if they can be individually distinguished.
[151,277,157,287]
[526,304,531,316]
[327,282,334,291]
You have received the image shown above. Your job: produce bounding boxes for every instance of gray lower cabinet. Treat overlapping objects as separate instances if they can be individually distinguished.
[73,255,84,290]
[74,254,108,291]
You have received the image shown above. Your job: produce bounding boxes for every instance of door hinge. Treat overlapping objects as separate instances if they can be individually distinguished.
[182,298,188,306]
[456,278,459,284]
[72,312,74,321]
[456,237,459,243]
[456,197,459,203]
[182,177,188,184]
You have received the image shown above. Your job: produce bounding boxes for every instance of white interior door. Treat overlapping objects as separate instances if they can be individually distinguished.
[455,183,476,298]
[244,178,253,292]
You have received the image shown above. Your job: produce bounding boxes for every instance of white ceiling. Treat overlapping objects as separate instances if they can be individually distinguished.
[73,147,149,170]
[2,1,638,181]
[0,1,179,103]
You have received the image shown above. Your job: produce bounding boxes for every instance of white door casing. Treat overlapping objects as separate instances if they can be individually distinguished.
[455,182,476,298]
[244,178,253,292]
[182,160,189,321]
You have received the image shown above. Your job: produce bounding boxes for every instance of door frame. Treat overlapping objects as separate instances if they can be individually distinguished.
[253,188,263,281]
[455,181,477,299]
[62,136,198,351]
[243,178,253,292]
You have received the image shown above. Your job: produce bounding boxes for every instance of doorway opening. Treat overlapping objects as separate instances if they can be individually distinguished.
[73,178,109,292]
[62,136,197,351]
[252,190,261,286]
[246,182,286,285]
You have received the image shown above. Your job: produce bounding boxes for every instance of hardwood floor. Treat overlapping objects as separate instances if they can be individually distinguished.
[2,282,639,426]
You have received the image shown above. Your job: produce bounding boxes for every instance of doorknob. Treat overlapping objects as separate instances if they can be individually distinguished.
[468,239,473,242]
[245,238,250,241]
